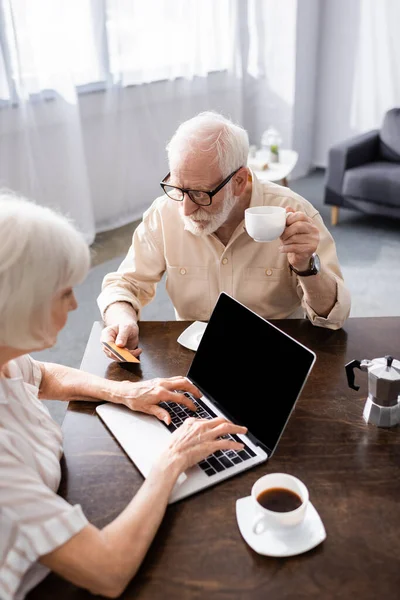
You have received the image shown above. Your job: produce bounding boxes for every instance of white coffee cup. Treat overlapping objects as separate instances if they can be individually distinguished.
[251,473,309,535]
[245,206,287,242]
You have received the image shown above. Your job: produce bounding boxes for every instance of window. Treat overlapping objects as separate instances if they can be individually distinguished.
[106,0,231,85]
[0,0,231,102]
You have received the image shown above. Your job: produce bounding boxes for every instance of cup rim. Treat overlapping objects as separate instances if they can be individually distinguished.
[245,206,286,215]
[251,473,309,516]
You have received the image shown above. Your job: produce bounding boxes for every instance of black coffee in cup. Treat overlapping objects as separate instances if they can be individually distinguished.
[257,487,302,513]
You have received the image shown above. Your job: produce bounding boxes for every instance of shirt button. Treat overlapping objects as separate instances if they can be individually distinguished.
[265,269,273,276]
[180,268,186,275]
[222,258,228,265]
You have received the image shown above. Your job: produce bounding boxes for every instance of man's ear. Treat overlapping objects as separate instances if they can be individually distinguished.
[233,167,249,196]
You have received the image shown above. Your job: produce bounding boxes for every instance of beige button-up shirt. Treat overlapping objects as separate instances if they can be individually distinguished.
[98,174,351,330]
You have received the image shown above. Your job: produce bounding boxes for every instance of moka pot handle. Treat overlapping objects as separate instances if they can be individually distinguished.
[345,360,362,391]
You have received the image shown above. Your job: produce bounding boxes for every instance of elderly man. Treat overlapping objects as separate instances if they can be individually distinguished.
[98,111,350,357]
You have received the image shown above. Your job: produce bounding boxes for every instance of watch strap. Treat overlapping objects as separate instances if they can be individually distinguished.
[289,253,320,277]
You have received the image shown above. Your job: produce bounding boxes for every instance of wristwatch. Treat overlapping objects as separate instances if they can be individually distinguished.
[289,253,320,277]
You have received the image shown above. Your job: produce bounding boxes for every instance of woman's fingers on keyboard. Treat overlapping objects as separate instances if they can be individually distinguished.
[196,419,247,441]
[170,392,197,412]
[209,421,247,438]
[206,417,247,432]
[149,404,172,425]
[214,438,245,451]
[165,377,201,399]
[206,417,227,427]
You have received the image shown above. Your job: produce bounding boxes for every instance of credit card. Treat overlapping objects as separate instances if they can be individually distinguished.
[102,341,140,363]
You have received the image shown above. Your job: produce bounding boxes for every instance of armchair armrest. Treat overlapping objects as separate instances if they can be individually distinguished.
[326,130,380,194]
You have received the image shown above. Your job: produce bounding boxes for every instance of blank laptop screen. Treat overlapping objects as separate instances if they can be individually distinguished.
[187,293,315,455]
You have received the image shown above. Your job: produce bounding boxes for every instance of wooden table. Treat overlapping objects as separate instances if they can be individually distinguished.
[29,318,400,600]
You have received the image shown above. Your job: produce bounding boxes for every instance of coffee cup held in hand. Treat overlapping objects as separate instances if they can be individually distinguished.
[245,206,287,242]
[251,473,309,534]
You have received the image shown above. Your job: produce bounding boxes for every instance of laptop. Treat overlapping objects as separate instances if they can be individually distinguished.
[96,292,316,503]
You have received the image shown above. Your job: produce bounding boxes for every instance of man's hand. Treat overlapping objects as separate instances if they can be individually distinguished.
[111,376,201,424]
[279,207,319,271]
[101,302,141,359]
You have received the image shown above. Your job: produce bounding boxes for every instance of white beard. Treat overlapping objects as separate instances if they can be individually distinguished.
[181,192,237,237]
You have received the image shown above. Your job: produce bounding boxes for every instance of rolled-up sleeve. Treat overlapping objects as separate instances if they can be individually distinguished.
[97,201,167,320]
[303,274,351,329]
[0,441,88,600]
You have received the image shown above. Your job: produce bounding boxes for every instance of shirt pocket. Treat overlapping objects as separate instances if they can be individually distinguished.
[166,265,211,320]
[244,266,288,282]
[241,265,297,319]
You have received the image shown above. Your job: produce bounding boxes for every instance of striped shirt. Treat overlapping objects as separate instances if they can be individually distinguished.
[0,355,88,600]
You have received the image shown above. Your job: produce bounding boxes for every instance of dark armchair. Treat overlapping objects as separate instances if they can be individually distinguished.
[324,107,400,225]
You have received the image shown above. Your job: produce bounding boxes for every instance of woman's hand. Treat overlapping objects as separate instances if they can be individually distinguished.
[112,376,200,423]
[163,417,248,473]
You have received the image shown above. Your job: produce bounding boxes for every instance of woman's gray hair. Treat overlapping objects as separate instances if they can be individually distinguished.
[166,111,249,178]
[0,191,90,350]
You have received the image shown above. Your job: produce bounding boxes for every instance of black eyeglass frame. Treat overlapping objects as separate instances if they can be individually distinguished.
[160,166,243,206]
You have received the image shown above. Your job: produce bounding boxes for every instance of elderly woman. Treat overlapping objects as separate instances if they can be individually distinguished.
[0,193,247,600]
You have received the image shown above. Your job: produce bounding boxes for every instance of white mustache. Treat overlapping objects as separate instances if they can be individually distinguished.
[188,209,210,222]
[180,191,237,236]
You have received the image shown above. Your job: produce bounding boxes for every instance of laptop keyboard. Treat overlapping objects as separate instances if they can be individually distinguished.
[158,393,256,477]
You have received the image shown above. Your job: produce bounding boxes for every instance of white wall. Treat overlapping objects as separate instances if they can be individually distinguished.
[313,0,363,167]
[292,0,321,177]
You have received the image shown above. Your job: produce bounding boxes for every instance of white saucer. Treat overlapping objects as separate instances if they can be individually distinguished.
[177,321,207,351]
[236,495,326,557]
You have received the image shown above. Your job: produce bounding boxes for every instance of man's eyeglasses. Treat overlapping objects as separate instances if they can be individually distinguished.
[160,166,243,207]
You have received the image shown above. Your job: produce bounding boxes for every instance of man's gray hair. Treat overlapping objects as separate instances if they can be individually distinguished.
[0,191,90,350]
[167,111,249,177]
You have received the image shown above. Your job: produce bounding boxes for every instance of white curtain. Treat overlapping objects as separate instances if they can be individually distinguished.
[0,0,302,242]
[0,0,101,242]
[350,0,400,132]
[245,0,297,148]
[106,0,233,85]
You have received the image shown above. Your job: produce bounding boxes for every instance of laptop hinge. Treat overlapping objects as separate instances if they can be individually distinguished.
[246,431,271,456]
